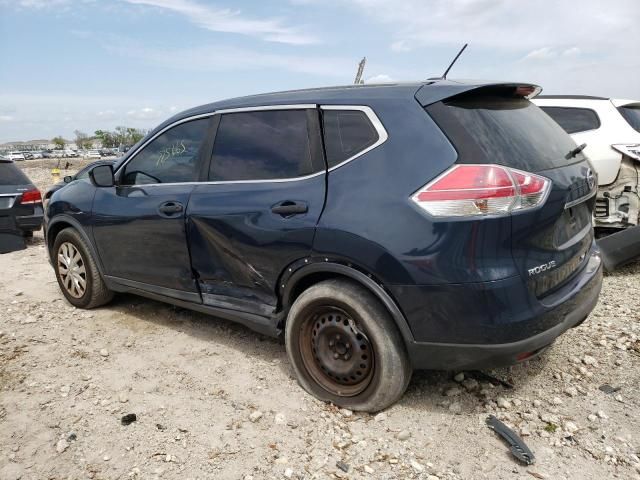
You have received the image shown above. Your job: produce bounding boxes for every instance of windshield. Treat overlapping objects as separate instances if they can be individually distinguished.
[618,106,640,132]
[427,94,584,172]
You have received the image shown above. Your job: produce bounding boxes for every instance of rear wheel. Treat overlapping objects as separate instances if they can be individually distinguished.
[53,228,113,308]
[285,279,411,412]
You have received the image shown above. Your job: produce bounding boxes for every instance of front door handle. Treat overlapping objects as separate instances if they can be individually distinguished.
[271,200,308,216]
[158,201,184,217]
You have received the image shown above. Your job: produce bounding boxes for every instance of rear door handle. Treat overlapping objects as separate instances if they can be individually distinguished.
[271,200,308,216]
[158,201,184,217]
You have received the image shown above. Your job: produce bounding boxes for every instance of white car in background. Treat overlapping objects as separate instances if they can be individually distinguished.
[6,151,26,161]
[87,150,101,159]
[533,95,640,230]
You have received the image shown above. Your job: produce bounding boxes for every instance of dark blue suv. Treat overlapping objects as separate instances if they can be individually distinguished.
[45,80,603,411]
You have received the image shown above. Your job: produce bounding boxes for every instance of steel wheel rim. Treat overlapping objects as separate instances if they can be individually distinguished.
[299,306,374,397]
[57,242,87,298]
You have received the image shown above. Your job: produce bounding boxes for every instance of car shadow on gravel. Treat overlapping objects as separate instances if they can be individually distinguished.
[104,293,283,362]
[98,291,560,414]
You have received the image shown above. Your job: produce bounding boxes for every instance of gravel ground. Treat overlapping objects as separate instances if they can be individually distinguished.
[0,162,639,480]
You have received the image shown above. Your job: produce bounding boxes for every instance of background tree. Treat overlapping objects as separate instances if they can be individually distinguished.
[94,130,117,148]
[52,136,65,150]
[74,130,91,150]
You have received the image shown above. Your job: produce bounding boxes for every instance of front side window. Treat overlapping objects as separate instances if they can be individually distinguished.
[322,109,379,167]
[540,106,601,134]
[618,106,640,132]
[121,118,209,185]
[209,110,313,181]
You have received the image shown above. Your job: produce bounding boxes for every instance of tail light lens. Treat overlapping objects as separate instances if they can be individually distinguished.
[411,164,550,218]
[19,188,42,205]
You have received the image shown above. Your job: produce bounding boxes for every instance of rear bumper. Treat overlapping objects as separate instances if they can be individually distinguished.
[397,251,602,370]
[15,211,44,232]
[597,225,640,271]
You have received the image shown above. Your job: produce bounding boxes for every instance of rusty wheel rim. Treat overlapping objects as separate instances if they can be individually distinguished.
[299,307,374,397]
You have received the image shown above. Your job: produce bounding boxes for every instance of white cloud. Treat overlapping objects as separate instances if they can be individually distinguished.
[104,40,354,77]
[563,47,581,56]
[522,47,557,61]
[344,0,639,54]
[6,0,70,8]
[123,0,319,45]
[390,40,411,52]
[126,107,162,120]
[0,115,15,122]
[366,74,393,83]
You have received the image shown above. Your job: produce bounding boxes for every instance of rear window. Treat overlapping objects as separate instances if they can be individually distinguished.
[427,95,583,171]
[0,162,30,185]
[540,106,601,134]
[322,109,379,167]
[618,106,640,132]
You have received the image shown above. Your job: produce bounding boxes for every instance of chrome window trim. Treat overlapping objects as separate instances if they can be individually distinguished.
[320,105,388,172]
[115,103,388,187]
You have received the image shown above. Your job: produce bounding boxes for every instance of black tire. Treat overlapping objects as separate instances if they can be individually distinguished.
[52,227,113,308]
[285,279,411,412]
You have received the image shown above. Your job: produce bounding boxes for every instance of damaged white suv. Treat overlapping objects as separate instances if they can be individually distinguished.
[533,95,640,230]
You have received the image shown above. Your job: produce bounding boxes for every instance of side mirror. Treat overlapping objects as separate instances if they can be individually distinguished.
[89,164,115,187]
[63,175,73,183]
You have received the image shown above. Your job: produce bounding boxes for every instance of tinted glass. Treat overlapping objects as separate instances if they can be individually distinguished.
[427,96,584,171]
[540,107,601,134]
[322,110,379,167]
[0,162,30,185]
[209,110,313,181]
[618,106,640,132]
[122,119,209,185]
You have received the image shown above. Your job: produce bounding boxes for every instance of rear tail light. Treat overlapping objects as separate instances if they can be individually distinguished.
[19,188,42,205]
[411,164,551,218]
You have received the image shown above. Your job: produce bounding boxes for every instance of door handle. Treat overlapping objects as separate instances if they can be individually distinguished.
[158,201,184,216]
[271,200,308,216]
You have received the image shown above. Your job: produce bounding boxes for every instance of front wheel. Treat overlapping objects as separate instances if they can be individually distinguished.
[285,279,411,412]
[52,228,113,308]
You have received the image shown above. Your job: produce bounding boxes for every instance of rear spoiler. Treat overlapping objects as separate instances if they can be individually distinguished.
[415,81,542,107]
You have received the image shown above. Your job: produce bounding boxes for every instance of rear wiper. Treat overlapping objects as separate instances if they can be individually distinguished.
[565,143,587,160]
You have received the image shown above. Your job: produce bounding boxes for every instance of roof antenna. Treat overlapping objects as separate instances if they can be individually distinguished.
[441,43,468,79]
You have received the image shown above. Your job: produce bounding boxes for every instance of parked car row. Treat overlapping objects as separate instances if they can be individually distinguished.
[0,148,121,160]
[45,79,605,412]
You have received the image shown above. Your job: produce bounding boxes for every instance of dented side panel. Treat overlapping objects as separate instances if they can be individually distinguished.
[595,156,640,229]
[186,178,326,317]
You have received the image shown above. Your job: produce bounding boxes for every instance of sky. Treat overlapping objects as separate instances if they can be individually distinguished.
[1,0,639,143]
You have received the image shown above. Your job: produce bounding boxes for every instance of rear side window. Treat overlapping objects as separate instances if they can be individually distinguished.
[427,95,584,172]
[540,107,601,134]
[209,110,314,181]
[618,106,640,132]
[322,109,379,167]
[0,162,30,185]
[121,118,209,185]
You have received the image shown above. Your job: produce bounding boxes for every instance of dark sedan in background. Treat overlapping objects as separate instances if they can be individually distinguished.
[0,159,43,252]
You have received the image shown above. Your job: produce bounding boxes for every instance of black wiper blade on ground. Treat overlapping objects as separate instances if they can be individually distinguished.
[486,415,535,465]
[565,143,587,160]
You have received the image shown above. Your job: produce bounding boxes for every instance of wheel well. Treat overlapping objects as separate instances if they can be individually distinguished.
[287,271,350,307]
[47,221,72,252]
[280,265,414,345]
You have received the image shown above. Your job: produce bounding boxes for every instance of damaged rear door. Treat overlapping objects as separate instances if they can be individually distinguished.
[186,106,326,318]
